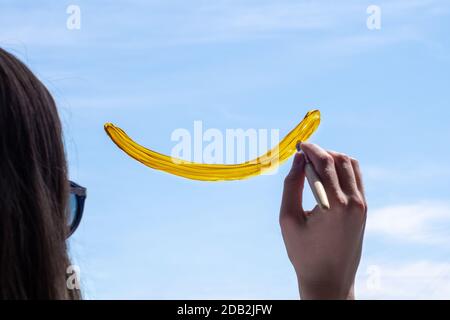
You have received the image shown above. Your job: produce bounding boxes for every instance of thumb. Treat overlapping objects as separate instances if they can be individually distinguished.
[280,152,306,224]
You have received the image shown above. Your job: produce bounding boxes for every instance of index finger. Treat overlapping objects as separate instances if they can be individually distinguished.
[299,142,345,205]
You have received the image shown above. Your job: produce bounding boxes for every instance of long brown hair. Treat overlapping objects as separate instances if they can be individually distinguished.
[0,48,79,299]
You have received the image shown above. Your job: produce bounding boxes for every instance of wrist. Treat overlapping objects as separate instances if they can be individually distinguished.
[298,279,355,300]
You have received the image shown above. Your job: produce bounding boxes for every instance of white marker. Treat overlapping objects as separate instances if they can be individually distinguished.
[297,142,330,210]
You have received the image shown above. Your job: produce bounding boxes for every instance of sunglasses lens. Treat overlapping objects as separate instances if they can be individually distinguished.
[67,181,86,237]
[68,192,78,231]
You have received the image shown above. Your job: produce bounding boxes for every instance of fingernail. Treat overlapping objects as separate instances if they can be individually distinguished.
[299,142,309,149]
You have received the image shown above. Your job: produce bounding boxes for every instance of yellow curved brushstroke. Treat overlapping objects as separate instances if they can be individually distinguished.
[104,109,320,181]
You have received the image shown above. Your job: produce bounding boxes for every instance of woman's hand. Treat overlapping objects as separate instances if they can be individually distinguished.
[279,143,367,300]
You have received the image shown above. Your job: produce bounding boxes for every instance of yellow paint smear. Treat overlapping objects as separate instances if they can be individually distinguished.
[104,109,320,181]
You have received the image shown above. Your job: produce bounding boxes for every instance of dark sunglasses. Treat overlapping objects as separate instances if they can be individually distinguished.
[67,181,86,238]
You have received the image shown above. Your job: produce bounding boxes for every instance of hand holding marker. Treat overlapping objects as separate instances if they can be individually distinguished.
[296,142,330,210]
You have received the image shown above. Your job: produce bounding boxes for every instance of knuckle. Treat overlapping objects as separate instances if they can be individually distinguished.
[335,194,348,207]
[363,201,368,215]
[318,153,334,168]
[335,153,351,164]
[350,157,360,166]
[348,195,366,212]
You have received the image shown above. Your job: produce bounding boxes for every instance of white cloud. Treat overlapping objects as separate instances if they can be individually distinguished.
[357,260,450,299]
[1,0,446,49]
[365,165,450,183]
[360,199,450,299]
[367,202,450,244]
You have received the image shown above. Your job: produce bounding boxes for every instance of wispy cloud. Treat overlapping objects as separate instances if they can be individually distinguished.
[366,202,450,244]
[357,260,450,299]
[365,164,450,184]
[1,0,447,49]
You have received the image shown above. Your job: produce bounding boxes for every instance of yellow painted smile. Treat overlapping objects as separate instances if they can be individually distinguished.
[104,109,320,181]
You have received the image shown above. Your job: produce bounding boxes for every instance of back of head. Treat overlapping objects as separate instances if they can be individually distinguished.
[0,48,78,299]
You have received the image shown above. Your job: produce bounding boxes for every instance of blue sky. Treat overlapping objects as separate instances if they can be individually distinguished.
[1,0,450,299]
